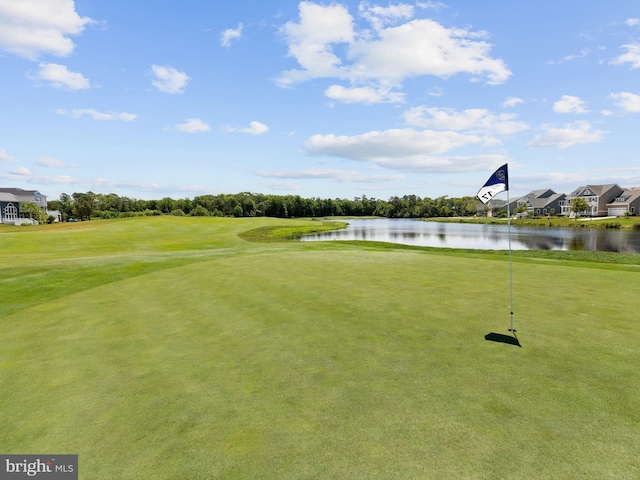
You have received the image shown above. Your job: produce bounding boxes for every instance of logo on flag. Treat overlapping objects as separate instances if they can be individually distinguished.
[477,164,508,204]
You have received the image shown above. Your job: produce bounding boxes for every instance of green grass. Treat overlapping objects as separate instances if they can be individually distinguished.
[430,215,640,229]
[1,217,639,479]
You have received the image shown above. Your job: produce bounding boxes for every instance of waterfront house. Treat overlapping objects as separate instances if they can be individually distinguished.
[560,184,624,217]
[517,189,566,216]
[606,187,640,216]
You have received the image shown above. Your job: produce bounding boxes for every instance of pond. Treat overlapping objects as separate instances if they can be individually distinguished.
[300,218,640,253]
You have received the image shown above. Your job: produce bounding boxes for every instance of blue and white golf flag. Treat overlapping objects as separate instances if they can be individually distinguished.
[477,164,508,204]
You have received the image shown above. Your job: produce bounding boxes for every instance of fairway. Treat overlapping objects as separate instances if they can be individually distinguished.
[1,217,639,479]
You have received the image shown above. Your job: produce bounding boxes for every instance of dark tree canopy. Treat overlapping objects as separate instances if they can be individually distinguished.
[48,191,483,221]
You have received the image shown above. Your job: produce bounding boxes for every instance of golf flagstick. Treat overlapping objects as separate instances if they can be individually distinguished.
[476,164,515,336]
[507,188,515,334]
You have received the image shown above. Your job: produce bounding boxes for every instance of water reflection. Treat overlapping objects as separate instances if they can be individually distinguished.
[300,218,640,253]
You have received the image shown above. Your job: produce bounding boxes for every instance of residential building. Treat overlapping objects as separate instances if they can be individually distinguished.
[606,188,640,216]
[560,184,624,217]
[476,198,507,216]
[0,188,52,224]
[517,189,566,216]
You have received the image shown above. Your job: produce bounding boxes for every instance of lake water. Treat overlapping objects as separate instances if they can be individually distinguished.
[300,218,640,253]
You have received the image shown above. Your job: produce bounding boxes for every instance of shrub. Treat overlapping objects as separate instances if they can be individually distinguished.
[602,222,621,229]
[171,209,186,216]
[190,205,210,217]
[97,210,121,219]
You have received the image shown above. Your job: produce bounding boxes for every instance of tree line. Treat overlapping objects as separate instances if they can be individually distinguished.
[47,192,481,221]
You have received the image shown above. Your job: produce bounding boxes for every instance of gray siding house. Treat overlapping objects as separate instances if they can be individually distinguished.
[518,189,566,216]
[0,188,50,224]
[606,188,640,216]
[560,184,624,217]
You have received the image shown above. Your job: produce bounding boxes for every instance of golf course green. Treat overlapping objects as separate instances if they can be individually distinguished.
[1,216,639,479]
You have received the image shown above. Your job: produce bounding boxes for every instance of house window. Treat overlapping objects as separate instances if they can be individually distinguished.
[632,207,635,214]
[4,203,17,221]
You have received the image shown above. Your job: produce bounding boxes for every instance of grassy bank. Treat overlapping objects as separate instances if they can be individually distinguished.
[1,217,638,479]
[427,215,640,229]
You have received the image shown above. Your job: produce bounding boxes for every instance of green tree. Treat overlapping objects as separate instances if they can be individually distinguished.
[175,198,193,215]
[570,197,590,220]
[20,202,47,224]
[158,197,176,214]
[51,193,74,220]
[72,192,97,220]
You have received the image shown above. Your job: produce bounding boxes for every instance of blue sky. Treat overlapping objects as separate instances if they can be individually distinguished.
[1,0,640,201]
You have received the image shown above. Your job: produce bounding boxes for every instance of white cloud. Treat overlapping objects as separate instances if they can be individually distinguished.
[356,19,511,84]
[358,2,415,32]
[612,44,640,69]
[416,1,447,10]
[254,168,404,183]
[0,169,166,192]
[30,63,90,90]
[151,65,190,94]
[303,128,507,172]
[277,1,510,101]
[564,49,590,61]
[610,92,640,113]
[278,1,355,86]
[224,121,269,135]
[325,84,404,104]
[220,23,243,47]
[625,18,640,27]
[503,97,524,108]
[56,108,137,121]
[175,118,210,133]
[306,128,485,159]
[403,106,528,136]
[553,95,589,114]
[527,121,604,148]
[261,181,301,191]
[10,166,32,176]
[36,156,72,167]
[0,148,16,163]
[243,121,269,135]
[0,0,93,59]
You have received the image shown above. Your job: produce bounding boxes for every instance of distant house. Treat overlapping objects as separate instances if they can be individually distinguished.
[606,188,640,216]
[0,188,53,224]
[477,198,507,216]
[517,189,566,216]
[560,184,624,217]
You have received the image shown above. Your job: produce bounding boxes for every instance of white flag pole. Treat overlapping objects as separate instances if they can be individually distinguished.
[507,188,515,334]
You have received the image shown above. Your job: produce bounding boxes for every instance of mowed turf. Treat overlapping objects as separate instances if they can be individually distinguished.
[1,217,639,479]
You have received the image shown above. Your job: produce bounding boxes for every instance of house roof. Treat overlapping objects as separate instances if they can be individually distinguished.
[0,188,39,196]
[0,188,45,204]
[527,189,556,199]
[518,189,565,209]
[529,193,565,209]
[606,188,640,207]
[568,184,621,197]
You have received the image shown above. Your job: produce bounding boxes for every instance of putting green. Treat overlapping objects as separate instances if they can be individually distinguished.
[1,217,638,479]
